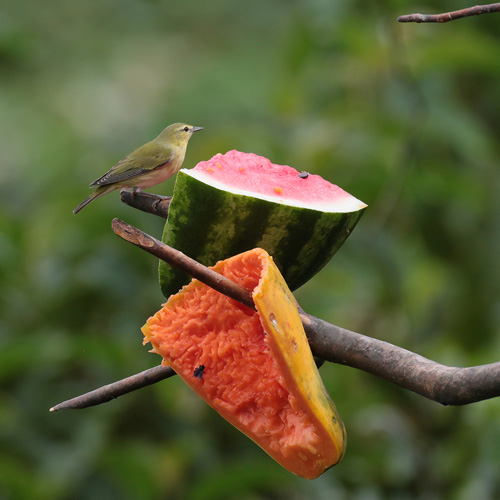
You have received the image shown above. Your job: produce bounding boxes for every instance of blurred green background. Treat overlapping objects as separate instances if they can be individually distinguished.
[1,0,500,498]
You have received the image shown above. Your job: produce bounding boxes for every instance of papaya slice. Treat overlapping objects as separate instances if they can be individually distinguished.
[142,248,346,479]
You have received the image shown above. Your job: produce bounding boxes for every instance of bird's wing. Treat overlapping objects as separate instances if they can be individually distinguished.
[90,142,174,187]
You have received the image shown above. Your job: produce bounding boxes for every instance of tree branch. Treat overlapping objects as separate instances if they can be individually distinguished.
[50,215,500,411]
[111,218,255,310]
[398,3,500,23]
[120,190,171,218]
[50,365,175,411]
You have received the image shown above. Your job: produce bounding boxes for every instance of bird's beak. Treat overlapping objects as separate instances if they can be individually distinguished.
[192,126,204,133]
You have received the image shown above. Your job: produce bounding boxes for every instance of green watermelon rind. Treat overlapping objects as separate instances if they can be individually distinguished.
[159,170,366,299]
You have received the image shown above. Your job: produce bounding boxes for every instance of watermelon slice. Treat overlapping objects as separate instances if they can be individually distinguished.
[143,248,346,479]
[160,150,366,298]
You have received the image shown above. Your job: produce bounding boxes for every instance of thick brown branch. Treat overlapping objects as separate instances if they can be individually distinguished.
[398,3,500,23]
[120,190,171,218]
[50,219,500,411]
[301,313,500,405]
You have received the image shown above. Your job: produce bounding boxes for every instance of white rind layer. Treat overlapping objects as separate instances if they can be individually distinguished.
[184,169,367,214]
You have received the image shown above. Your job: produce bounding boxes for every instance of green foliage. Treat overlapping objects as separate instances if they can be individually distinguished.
[1,0,500,498]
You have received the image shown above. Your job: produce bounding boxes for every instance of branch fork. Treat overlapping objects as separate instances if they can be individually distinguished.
[51,192,500,411]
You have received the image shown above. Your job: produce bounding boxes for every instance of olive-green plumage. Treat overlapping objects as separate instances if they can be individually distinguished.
[73,123,203,214]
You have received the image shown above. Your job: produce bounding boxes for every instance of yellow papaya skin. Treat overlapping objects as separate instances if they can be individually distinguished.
[253,251,347,471]
[142,248,346,479]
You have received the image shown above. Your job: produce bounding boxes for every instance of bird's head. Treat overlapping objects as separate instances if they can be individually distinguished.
[157,123,203,147]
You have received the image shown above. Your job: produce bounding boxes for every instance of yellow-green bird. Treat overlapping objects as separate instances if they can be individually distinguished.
[73,122,203,214]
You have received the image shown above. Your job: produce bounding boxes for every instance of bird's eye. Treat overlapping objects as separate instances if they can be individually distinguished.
[183,126,189,132]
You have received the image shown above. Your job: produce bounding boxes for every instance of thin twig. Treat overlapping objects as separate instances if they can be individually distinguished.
[398,3,500,23]
[50,365,175,411]
[50,219,500,411]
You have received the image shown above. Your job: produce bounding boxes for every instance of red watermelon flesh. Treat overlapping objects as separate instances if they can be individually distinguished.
[188,150,367,213]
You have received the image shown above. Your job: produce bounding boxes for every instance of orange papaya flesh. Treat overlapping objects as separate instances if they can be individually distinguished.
[142,248,346,479]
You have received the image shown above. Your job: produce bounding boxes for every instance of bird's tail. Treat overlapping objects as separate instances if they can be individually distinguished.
[73,187,112,214]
